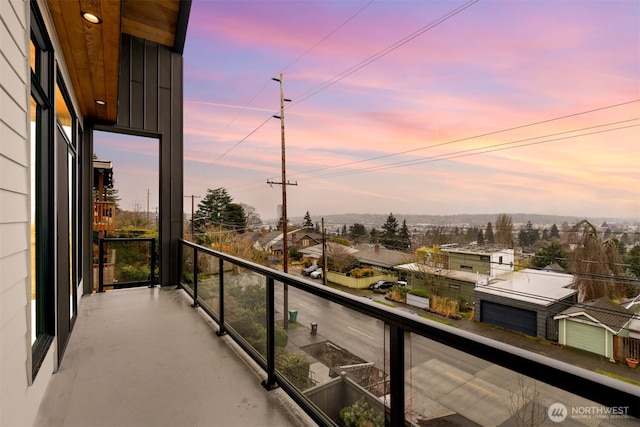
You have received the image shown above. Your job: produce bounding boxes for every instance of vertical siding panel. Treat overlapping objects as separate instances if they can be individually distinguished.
[117,35,131,127]
[130,37,145,129]
[144,41,158,131]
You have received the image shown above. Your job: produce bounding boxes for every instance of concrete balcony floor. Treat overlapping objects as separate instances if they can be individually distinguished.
[34,287,315,427]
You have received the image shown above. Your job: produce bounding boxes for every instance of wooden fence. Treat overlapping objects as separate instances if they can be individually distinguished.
[614,336,640,361]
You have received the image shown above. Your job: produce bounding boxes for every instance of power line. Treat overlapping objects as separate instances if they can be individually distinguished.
[291,120,639,182]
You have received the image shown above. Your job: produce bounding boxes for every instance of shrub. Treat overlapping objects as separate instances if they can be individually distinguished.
[348,268,377,278]
[118,265,150,282]
[408,289,430,299]
[339,398,384,427]
[276,348,312,389]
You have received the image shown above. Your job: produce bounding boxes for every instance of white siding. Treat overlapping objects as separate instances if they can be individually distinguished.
[1,0,55,426]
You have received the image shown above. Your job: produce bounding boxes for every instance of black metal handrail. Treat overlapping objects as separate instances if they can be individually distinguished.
[179,239,639,425]
[98,238,157,292]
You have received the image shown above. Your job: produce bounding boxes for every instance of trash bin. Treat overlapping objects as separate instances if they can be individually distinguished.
[288,310,298,323]
[310,322,318,336]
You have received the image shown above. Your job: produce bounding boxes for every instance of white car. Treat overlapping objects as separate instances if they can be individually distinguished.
[310,270,322,279]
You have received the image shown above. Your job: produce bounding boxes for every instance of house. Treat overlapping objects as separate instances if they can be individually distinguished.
[554,297,634,359]
[396,245,514,301]
[475,269,576,339]
[253,229,322,256]
[1,1,190,424]
[352,243,412,273]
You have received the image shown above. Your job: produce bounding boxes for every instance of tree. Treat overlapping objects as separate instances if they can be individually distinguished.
[398,220,411,250]
[495,214,514,248]
[381,213,399,249]
[226,203,246,233]
[240,203,262,231]
[193,187,233,233]
[341,224,347,236]
[568,220,628,301]
[369,228,380,243]
[627,245,640,278]
[532,241,568,269]
[302,211,313,230]
[549,224,560,240]
[477,230,485,245]
[348,223,368,243]
[485,222,494,244]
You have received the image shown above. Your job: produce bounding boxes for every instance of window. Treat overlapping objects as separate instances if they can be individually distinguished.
[499,256,503,265]
[30,1,55,379]
[460,265,473,270]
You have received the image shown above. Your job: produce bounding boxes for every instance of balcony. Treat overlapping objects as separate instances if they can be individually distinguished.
[93,201,116,233]
[34,239,639,426]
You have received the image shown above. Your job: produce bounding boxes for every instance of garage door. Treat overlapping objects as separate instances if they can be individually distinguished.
[481,301,537,336]
[565,320,606,356]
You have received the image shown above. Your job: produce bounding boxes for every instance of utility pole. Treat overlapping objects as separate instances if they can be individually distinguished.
[270,73,296,329]
[184,195,200,240]
[322,218,327,287]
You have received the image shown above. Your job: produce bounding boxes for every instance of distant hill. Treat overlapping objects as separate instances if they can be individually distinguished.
[276,213,639,229]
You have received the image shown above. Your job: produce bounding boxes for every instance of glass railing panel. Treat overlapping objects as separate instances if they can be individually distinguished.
[405,331,638,426]
[223,264,267,357]
[282,286,387,426]
[196,252,220,315]
[181,245,195,294]
[101,239,154,287]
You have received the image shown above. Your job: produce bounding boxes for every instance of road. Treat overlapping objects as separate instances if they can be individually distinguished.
[271,281,623,426]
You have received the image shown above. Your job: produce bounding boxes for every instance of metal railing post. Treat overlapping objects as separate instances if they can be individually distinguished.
[149,238,156,288]
[389,324,405,427]
[98,238,105,293]
[216,257,227,336]
[262,277,277,390]
[191,247,199,307]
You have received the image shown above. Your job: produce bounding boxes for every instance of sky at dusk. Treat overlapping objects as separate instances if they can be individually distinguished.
[95,0,640,223]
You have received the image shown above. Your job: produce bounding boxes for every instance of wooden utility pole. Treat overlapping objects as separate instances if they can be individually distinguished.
[270,73,296,329]
[322,218,327,287]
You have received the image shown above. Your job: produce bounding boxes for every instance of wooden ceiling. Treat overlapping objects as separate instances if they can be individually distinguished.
[47,0,185,123]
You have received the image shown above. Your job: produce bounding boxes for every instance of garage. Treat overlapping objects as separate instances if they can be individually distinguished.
[481,301,537,336]
[564,320,606,356]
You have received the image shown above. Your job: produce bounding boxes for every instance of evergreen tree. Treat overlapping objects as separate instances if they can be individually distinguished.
[341,224,347,236]
[550,224,561,240]
[398,220,411,250]
[302,211,313,229]
[485,222,494,244]
[369,228,380,243]
[194,187,234,232]
[226,203,246,233]
[349,223,368,243]
[380,213,399,248]
[533,241,568,269]
[477,230,485,245]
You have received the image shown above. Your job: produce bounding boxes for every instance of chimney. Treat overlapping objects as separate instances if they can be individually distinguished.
[375,243,380,253]
[291,232,297,245]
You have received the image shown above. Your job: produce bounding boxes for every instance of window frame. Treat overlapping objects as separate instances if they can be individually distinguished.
[30,0,55,380]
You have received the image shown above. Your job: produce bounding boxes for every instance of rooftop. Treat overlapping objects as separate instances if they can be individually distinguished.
[476,269,577,306]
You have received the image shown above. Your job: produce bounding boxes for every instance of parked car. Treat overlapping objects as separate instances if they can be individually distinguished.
[397,280,407,287]
[303,265,320,276]
[369,280,394,291]
[310,270,322,279]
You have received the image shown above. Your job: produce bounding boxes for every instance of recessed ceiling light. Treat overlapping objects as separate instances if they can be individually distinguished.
[95,100,106,106]
[82,12,101,24]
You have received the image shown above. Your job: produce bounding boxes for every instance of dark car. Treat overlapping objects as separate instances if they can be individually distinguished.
[369,280,394,291]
